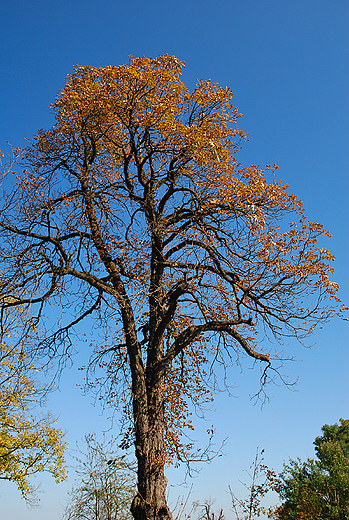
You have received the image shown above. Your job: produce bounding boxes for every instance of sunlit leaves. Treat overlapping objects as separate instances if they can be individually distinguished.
[273,420,349,519]
[0,56,346,514]
[0,342,67,500]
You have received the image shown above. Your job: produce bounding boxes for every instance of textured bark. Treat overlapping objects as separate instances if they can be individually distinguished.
[130,234,173,520]
[131,384,172,520]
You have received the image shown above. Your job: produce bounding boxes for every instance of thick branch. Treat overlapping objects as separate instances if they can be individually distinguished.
[157,321,269,378]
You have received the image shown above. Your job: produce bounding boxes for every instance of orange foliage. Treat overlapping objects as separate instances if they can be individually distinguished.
[0,55,346,516]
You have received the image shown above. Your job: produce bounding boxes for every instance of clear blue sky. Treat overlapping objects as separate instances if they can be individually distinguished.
[1,0,348,518]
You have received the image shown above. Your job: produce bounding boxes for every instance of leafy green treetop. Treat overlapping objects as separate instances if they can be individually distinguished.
[273,419,349,520]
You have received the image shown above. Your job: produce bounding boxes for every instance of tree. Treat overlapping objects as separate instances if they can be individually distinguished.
[0,340,67,501]
[229,449,280,520]
[63,433,135,520]
[193,500,225,520]
[0,55,344,520]
[273,419,349,519]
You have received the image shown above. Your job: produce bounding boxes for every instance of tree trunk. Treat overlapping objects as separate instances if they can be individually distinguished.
[131,382,172,520]
[131,232,171,520]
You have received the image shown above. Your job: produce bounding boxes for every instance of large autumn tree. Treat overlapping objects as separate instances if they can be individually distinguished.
[0,56,344,520]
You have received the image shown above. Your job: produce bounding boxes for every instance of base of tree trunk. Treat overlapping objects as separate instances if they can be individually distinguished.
[131,494,173,520]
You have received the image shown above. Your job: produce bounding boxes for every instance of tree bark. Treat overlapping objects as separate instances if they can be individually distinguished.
[131,381,172,520]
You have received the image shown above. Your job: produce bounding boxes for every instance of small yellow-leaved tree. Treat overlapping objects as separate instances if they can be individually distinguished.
[0,341,67,500]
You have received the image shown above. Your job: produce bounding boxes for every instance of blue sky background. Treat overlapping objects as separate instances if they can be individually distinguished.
[0,0,348,518]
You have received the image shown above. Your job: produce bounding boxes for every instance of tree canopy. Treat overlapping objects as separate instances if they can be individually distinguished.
[0,55,344,519]
[274,419,349,519]
[0,341,67,500]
